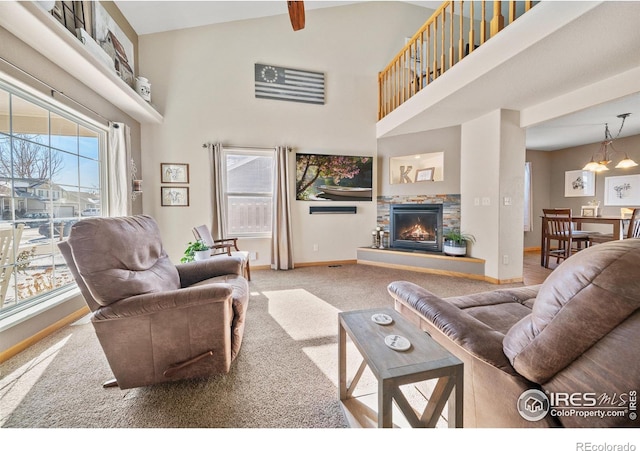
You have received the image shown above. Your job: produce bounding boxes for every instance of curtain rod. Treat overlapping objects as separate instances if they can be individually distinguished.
[0,55,110,124]
[202,143,277,151]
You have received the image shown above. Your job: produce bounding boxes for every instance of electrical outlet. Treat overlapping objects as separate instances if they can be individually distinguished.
[313,244,319,251]
[474,197,480,206]
[249,252,257,261]
[503,255,509,265]
[482,197,490,206]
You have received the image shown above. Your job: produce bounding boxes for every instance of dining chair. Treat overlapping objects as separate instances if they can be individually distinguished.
[541,208,591,268]
[627,208,640,238]
[193,224,251,281]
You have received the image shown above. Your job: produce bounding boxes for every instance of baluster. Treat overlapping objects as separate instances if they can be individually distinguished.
[426,23,431,85]
[433,19,438,80]
[490,0,504,37]
[458,0,464,62]
[449,3,454,68]
[468,1,475,55]
[419,31,425,90]
[440,12,445,73]
[509,1,516,24]
[480,1,487,45]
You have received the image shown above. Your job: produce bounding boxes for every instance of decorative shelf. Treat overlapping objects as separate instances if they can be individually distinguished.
[0,1,163,124]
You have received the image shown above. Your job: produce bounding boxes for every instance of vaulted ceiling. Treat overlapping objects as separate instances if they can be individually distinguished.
[114,1,640,151]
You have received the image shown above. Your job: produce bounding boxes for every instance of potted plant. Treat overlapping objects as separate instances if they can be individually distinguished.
[443,229,476,257]
[180,240,210,263]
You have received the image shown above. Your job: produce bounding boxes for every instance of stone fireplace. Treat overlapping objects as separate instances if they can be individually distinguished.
[390,204,443,252]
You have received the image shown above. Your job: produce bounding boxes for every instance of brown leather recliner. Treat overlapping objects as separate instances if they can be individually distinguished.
[58,215,249,389]
[388,238,640,427]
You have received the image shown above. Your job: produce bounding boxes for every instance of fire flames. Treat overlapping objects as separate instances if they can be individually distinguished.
[399,222,435,242]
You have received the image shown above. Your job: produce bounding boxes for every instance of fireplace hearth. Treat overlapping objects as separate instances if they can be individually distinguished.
[390,204,443,252]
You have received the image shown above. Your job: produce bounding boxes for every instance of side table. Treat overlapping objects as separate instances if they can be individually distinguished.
[338,307,463,428]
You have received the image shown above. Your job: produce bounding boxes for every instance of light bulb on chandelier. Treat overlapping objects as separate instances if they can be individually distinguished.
[583,113,638,172]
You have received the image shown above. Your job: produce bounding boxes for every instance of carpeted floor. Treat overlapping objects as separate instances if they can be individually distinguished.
[0,263,524,429]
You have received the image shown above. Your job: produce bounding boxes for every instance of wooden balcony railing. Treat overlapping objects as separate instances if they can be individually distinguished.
[378,1,537,120]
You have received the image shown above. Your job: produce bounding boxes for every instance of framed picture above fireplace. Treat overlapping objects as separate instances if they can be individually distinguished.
[296,153,372,201]
[390,152,444,184]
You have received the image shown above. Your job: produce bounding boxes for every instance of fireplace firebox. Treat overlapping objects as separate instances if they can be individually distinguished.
[390,204,443,252]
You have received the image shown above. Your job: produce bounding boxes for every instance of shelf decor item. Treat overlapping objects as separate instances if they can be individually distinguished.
[135,77,151,102]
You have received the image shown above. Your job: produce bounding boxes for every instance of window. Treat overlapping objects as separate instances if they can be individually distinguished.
[222,149,274,237]
[0,80,106,318]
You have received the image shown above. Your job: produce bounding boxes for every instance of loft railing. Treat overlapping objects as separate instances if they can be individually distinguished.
[378,1,537,120]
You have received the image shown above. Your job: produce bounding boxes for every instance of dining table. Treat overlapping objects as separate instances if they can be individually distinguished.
[540,215,628,266]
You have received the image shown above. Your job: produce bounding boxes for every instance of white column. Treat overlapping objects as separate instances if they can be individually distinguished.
[461,109,525,283]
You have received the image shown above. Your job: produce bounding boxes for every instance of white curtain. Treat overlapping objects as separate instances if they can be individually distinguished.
[524,161,533,232]
[209,142,227,240]
[107,122,131,216]
[271,146,294,270]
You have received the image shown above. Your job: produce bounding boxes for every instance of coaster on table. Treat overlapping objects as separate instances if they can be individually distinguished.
[371,313,393,325]
[384,334,411,351]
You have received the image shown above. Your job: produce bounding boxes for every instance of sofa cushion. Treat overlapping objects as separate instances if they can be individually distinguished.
[68,215,180,306]
[503,239,640,384]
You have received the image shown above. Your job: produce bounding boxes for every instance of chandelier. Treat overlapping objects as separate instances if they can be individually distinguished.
[583,113,638,172]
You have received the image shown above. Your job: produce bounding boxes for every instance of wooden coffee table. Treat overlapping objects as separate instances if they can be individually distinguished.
[338,307,463,428]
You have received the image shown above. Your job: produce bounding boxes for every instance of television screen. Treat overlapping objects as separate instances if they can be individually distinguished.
[295,153,373,201]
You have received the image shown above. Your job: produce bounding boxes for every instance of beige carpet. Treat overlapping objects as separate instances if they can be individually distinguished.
[0,263,523,429]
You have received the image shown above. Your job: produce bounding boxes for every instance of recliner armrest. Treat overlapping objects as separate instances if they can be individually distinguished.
[92,283,234,321]
[176,256,243,287]
[388,281,518,374]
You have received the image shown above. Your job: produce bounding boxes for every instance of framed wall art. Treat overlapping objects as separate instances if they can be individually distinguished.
[93,1,135,87]
[564,170,595,197]
[295,153,372,201]
[604,174,640,206]
[161,187,189,207]
[161,163,190,184]
[415,167,435,182]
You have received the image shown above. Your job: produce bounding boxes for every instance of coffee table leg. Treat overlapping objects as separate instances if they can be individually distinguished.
[448,366,464,428]
[339,322,347,401]
[378,379,393,428]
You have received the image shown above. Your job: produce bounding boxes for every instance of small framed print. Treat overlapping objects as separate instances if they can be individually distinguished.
[564,170,595,197]
[581,206,598,217]
[604,174,640,206]
[161,163,189,184]
[415,167,435,182]
[161,187,189,207]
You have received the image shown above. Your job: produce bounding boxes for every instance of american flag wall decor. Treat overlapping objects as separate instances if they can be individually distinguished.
[255,63,325,105]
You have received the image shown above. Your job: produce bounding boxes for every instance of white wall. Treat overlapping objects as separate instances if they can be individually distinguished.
[137,2,434,265]
[461,109,525,282]
[377,126,461,196]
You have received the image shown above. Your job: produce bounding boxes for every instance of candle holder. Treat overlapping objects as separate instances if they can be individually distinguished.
[379,230,386,249]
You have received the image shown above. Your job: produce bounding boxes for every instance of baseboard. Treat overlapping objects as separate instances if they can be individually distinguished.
[0,306,89,363]
[295,259,357,268]
[524,247,541,253]
[484,275,524,285]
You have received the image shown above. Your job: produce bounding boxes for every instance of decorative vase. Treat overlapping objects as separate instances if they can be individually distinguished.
[443,240,467,257]
[194,250,210,261]
[135,77,151,102]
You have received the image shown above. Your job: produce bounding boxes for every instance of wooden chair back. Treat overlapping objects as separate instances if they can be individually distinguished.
[628,208,640,239]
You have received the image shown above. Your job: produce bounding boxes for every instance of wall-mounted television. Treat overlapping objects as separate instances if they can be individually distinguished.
[295,153,373,201]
